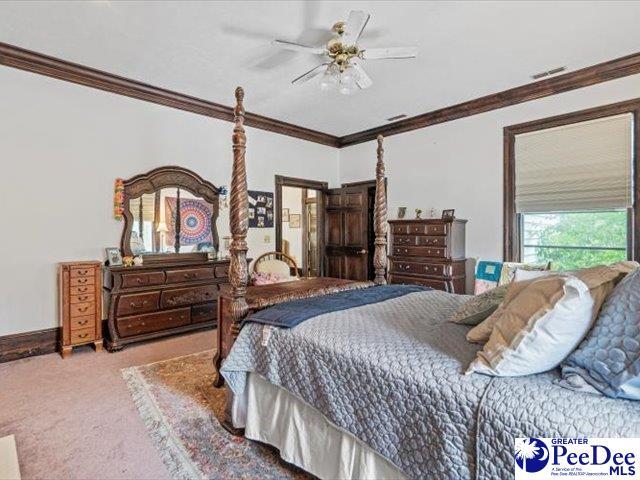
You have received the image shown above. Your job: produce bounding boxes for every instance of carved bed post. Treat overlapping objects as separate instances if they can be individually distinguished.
[373,135,388,285]
[228,86,249,338]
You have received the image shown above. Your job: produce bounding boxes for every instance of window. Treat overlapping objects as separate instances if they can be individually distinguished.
[521,210,628,270]
[504,103,638,266]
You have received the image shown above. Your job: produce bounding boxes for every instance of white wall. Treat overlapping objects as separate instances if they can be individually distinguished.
[340,74,640,271]
[0,68,339,336]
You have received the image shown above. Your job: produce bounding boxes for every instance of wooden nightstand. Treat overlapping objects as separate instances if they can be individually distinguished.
[58,261,103,358]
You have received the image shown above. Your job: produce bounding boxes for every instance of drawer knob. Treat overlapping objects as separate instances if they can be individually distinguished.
[78,333,88,339]
[184,273,196,279]
[136,278,144,284]
[77,279,87,284]
[79,295,89,301]
[79,306,88,312]
[79,319,88,326]
[141,322,146,326]
[130,300,149,308]
[78,287,87,292]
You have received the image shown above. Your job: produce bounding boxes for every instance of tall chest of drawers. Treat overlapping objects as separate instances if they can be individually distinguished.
[104,259,231,351]
[388,219,467,293]
[58,261,103,358]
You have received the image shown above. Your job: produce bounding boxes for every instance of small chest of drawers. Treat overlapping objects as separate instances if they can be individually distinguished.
[388,219,467,293]
[58,261,103,358]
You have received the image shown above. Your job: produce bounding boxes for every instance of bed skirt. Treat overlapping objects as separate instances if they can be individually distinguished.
[232,373,406,480]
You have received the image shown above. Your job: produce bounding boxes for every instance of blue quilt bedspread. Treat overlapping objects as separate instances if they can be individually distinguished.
[244,284,430,328]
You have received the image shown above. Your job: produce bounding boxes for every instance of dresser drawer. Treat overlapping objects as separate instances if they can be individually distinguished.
[71,267,94,278]
[121,271,166,288]
[192,302,217,324]
[392,261,447,277]
[70,302,96,317]
[391,224,409,234]
[70,315,94,330]
[214,264,229,278]
[166,268,215,284]
[161,285,218,308]
[70,327,95,345]
[426,224,446,236]
[393,235,416,246]
[117,291,160,316]
[70,284,95,295]
[416,236,446,247]
[389,274,448,291]
[71,293,94,304]
[70,276,94,287]
[393,246,447,258]
[117,308,191,338]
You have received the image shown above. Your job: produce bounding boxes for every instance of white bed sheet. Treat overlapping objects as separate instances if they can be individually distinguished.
[232,373,406,480]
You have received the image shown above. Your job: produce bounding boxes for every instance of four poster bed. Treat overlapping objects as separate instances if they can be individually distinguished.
[213,88,640,480]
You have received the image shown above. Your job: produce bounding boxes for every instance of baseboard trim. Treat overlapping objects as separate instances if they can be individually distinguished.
[0,327,60,363]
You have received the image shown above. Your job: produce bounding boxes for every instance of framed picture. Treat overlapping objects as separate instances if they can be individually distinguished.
[282,208,290,222]
[397,206,407,219]
[105,247,123,266]
[289,214,301,228]
[248,190,274,228]
[442,209,455,220]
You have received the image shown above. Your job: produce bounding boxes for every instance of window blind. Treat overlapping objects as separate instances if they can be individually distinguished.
[514,113,633,213]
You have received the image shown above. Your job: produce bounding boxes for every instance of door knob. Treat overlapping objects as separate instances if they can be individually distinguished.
[358,249,367,254]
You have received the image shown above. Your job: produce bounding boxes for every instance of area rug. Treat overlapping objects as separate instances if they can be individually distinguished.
[122,350,311,479]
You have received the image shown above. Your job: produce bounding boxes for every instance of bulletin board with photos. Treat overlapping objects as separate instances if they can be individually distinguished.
[248,190,274,228]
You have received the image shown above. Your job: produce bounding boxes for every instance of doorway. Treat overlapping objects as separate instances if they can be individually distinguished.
[275,176,328,277]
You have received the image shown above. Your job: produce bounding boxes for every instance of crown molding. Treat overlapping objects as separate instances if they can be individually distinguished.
[0,42,340,148]
[2,42,640,150]
[339,50,640,147]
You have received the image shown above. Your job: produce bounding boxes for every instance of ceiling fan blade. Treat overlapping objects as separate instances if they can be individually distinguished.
[342,10,370,46]
[361,46,418,60]
[291,63,330,84]
[272,39,326,55]
[352,63,373,89]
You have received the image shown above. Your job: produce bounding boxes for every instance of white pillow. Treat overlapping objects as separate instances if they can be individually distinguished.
[257,258,292,278]
[466,275,594,377]
[512,268,552,282]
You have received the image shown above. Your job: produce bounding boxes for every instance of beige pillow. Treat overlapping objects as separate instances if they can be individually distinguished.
[466,274,594,376]
[466,261,638,344]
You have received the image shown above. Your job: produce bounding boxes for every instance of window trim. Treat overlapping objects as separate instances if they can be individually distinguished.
[503,99,640,262]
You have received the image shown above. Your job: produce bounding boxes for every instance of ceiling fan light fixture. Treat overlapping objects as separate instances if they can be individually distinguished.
[319,65,340,91]
[338,66,359,95]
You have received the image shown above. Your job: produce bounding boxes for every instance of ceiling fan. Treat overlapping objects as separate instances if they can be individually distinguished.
[272,10,418,95]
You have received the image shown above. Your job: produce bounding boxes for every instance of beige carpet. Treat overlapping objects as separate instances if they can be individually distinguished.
[0,330,215,479]
[122,350,310,479]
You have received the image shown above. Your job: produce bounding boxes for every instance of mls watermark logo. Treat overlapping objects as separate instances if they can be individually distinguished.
[515,438,550,473]
[514,437,640,479]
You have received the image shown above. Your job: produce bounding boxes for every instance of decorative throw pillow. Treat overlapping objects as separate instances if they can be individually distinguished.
[474,260,503,294]
[449,284,509,326]
[466,275,594,377]
[561,267,640,400]
[257,259,292,278]
[498,261,551,286]
[251,271,284,285]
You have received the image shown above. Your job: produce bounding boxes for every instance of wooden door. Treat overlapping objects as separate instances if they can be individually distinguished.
[323,186,370,280]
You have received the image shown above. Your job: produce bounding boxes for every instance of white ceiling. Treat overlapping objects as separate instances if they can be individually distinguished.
[1,1,640,136]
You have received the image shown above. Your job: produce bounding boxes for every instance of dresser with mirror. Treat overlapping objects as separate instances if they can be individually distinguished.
[104,166,233,351]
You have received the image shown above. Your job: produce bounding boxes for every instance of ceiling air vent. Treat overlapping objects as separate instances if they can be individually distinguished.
[531,66,567,80]
[387,114,408,122]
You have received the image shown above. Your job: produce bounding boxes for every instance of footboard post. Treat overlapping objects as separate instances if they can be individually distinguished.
[218,86,249,435]
[373,135,388,285]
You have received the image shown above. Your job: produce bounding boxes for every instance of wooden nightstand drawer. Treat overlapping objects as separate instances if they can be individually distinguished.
[70,284,95,295]
[70,302,96,317]
[117,291,160,316]
[70,276,94,287]
[71,267,94,278]
[70,327,95,345]
[70,315,94,330]
[71,293,94,304]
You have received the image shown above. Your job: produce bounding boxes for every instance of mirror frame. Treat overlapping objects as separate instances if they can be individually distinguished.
[120,166,220,262]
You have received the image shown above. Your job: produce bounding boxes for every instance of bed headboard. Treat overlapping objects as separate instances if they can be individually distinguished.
[226,87,388,334]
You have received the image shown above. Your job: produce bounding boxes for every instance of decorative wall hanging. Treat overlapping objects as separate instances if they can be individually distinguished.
[218,185,229,210]
[248,190,274,228]
[282,208,290,222]
[114,178,125,220]
[165,197,213,247]
[289,214,301,228]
